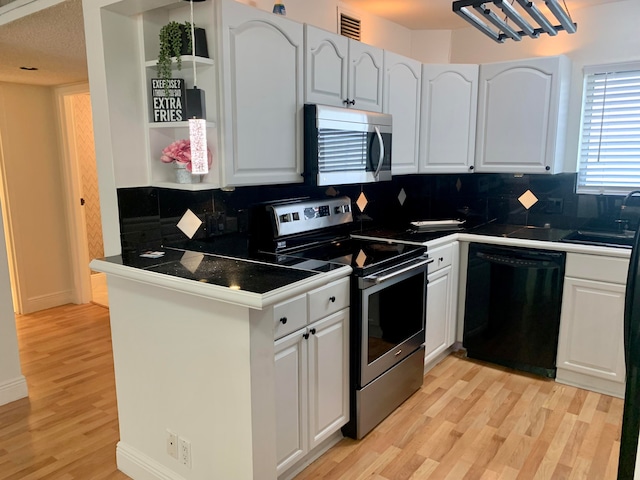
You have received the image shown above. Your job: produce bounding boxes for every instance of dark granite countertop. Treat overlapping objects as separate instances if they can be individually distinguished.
[467,224,574,242]
[98,248,326,295]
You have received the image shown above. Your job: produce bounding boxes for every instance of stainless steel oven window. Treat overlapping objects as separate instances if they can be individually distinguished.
[359,265,426,386]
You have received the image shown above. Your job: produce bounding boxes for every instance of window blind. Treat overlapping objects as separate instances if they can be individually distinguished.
[577,66,640,194]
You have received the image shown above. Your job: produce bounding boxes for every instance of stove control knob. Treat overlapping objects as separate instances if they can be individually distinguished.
[279,317,287,324]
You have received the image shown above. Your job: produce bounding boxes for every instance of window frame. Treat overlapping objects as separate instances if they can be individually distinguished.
[576,61,640,195]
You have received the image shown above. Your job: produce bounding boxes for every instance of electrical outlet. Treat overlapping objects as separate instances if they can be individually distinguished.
[166,430,178,459]
[546,197,564,214]
[179,437,192,469]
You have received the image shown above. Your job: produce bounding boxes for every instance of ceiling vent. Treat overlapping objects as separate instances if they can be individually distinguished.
[338,8,361,41]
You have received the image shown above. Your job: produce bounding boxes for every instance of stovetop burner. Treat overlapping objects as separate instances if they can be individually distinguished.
[274,238,425,275]
[248,196,426,276]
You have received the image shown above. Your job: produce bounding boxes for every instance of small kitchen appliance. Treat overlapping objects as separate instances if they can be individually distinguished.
[303,104,392,186]
[248,196,430,439]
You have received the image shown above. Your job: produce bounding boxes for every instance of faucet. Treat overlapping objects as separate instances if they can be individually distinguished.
[617,190,640,232]
[622,190,640,209]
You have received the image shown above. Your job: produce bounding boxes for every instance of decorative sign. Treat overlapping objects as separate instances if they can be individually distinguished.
[150,78,186,122]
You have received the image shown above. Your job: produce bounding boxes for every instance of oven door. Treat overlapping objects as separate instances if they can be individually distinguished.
[358,256,429,387]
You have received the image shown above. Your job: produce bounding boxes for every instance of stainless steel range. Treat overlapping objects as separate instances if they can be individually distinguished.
[248,196,431,439]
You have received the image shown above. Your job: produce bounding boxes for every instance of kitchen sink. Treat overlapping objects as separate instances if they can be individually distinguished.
[560,230,637,249]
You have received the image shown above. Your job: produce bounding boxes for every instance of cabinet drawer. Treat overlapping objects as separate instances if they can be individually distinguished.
[308,277,350,323]
[428,243,454,273]
[273,294,308,340]
[565,253,629,284]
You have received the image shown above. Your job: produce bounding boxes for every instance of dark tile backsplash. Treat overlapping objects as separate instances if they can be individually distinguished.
[116,172,630,256]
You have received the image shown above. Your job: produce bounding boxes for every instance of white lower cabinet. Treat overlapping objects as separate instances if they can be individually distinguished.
[275,326,308,473]
[424,242,459,367]
[556,253,629,397]
[274,278,350,476]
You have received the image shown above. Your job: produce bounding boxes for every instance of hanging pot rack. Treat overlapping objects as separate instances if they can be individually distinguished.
[452,0,577,43]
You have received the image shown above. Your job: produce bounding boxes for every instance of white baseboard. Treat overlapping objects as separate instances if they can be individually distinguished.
[278,430,343,480]
[22,290,74,314]
[424,348,454,373]
[556,368,625,399]
[0,375,28,406]
[116,442,186,480]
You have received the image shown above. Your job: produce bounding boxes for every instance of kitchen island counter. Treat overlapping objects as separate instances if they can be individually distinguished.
[90,249,352,480]
[91,248,352,310]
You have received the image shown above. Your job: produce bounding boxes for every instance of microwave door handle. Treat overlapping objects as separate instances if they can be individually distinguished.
[373,126,384,179]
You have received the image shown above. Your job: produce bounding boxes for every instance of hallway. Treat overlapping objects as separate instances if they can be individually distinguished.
[0,303,128,479]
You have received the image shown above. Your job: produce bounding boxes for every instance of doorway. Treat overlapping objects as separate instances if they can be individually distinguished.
[55,83,107,307]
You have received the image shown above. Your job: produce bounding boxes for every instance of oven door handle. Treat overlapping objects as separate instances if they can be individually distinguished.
[362,257,433,287]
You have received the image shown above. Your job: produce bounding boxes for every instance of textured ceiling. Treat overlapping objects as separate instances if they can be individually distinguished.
[0,0,86,86]
[0,0,629,86]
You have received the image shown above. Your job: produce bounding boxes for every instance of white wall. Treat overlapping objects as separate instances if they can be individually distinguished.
[0,199,27,406]
[0,82,74,313]
[237,0,414,57]
[449,0,640,172]
[410,30,452,64]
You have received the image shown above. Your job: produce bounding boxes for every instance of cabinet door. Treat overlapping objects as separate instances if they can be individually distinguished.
[304,25,348,107]
[348,40,383,112]
[425,266,452,366]
[384,51,421,175]
[307,309,349,450]
[274,330,308,474]
[419,64,478,174]
[218,0,304,187]
[556,277,626,385]
[475,56,569,174]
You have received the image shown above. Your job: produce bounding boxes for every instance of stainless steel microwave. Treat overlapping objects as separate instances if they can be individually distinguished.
[303,104,392,186]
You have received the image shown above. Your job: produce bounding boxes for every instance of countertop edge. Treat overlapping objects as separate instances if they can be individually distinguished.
[454,233,632,259]
[90,258,353,310]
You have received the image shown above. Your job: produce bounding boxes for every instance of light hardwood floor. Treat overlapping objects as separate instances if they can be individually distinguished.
[0,304,624,479]
[0,303,129,480]
[295,352,624,480]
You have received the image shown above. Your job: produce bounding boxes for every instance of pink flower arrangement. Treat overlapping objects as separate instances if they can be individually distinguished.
[161,139,213,172]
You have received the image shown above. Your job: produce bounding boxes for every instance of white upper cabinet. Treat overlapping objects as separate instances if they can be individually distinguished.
[475,55,570,174]
[305,25,383,112]
[304,25,349,108]
[348,40,383,112]
[383,51,422,175]
[217,0,304,187]
[419,64,479,174]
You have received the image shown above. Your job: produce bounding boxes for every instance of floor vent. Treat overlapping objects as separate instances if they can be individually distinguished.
[339,10,361,41]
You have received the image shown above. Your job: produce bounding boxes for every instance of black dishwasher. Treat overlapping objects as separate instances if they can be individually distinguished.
[463,243,566,378]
